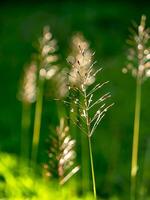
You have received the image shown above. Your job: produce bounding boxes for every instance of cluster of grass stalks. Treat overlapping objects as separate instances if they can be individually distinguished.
[17,26,113,199]
[2,15,150,199]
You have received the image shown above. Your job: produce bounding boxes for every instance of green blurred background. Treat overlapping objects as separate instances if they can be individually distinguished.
[0,0,150,198]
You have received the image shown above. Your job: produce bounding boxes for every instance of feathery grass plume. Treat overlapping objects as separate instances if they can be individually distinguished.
[67,33,94,194]
[67,35,113,199]
[123,15,150,200]
[123,15,150,80]
[68,33,95,87]
[31,26,58,164]
[43,118,79,185]
[18,62,37,161]
[19,63,37,104]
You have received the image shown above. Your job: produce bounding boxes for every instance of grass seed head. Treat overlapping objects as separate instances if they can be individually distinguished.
[38,26,59,80]
[123,15,150,81]
[18,62,37,103]
[44,118,79,185]
[67,33,113,137]
[67,33,95,88]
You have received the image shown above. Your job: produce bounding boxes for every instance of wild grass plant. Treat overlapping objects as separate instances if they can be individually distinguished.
[18,62,37,161]
[123,15,150,200]
[31,26,59,164]
[67,33,92,194]
[67,36,113,198]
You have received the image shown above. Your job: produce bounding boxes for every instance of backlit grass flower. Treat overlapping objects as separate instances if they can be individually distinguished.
[67,33,96,88]
[36,26,59,80]
[18,62,37,104]
[67,33,113,199]
[123,15,150,80]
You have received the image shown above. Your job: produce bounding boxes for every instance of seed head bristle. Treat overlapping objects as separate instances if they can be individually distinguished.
[66,33,113,197]
[123,15,150,80]
[66,33,113,137]
[67,33,97,88]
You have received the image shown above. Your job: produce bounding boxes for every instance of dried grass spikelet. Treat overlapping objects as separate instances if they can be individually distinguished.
[123,15,150,80]
[44,118,79,185]
[67,33,95,88]
[67,34,113,137]
[18,62,37,104]
[38,26,59,80]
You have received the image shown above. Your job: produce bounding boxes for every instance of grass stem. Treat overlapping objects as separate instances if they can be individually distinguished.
[131,76,142,200]
[84,90,97,199]
[88,136,97,199]
[31,78,44,164]
[21,102,31,161]
[81,132,90,193]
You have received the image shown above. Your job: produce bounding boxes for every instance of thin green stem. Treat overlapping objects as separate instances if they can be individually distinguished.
[88,136,97,199]
[21,102,31,161]
[78,91,90,194]
[131,76,142,200]
[81,132,90,193]
[84,90,97,199]
[31,78,44,164]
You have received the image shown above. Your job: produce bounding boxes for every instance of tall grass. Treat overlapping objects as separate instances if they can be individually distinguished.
[67,39,113,198]
[18,63,37,161]
[68,33,91,193]
[31,75,44,164]
[123,15,150,200]
[31,26,58,164]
